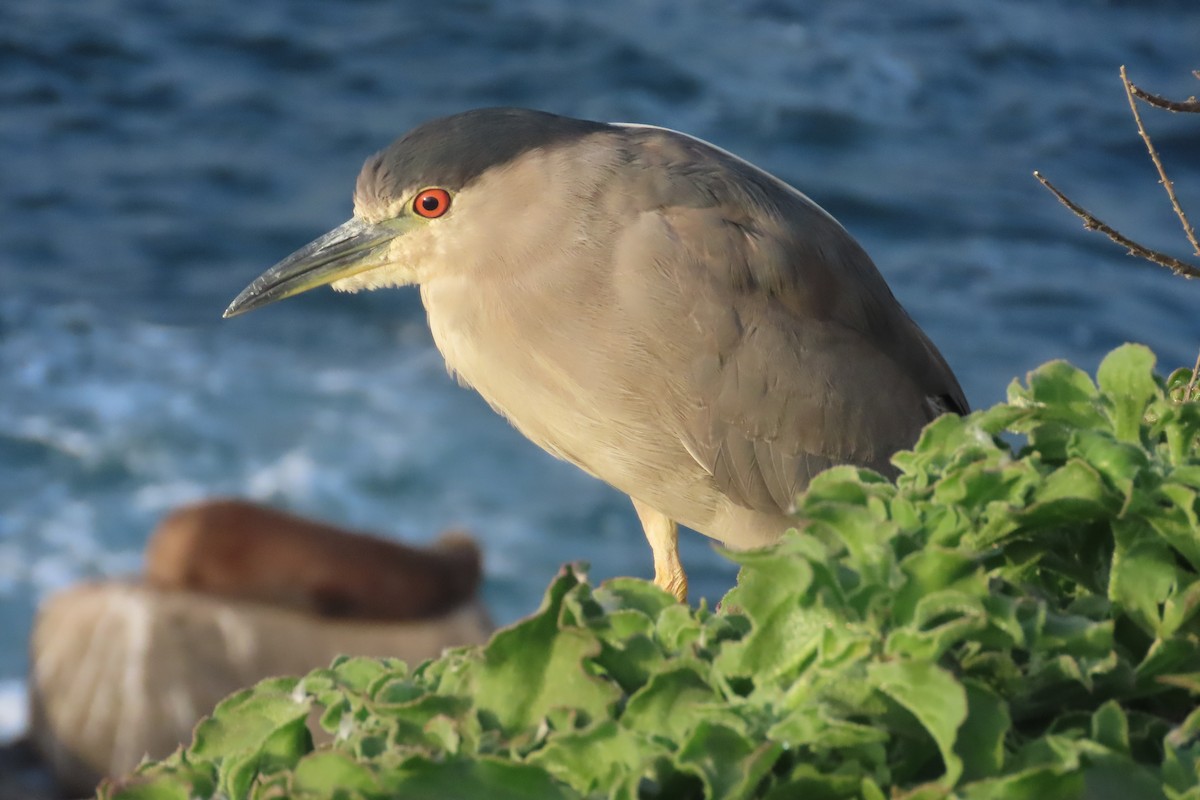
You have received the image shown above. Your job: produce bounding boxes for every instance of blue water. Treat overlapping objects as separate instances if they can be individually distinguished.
[2,0,1199,735]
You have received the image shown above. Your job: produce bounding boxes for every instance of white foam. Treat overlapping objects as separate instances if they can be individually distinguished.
[245,448,321,502]
[0,678,27,742]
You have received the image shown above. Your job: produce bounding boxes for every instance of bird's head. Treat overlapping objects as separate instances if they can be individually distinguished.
[224,108,611,318]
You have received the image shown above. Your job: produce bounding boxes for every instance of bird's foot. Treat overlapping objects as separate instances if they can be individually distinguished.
[653,567,689,603]
[631,498,688,603]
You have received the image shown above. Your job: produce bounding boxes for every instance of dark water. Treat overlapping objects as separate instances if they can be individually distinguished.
[2,0,1198,734]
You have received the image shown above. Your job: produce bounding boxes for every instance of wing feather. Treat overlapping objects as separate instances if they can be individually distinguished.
[613,125,968,516]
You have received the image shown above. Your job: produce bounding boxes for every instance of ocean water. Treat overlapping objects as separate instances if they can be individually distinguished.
[2,0,1199,740]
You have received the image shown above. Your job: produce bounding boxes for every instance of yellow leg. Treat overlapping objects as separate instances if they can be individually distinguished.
[631,498,687,602]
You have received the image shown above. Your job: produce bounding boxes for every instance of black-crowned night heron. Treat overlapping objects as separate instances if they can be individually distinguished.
[225,108,967,602]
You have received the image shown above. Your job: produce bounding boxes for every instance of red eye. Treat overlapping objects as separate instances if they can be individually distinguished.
[413,188,451,218]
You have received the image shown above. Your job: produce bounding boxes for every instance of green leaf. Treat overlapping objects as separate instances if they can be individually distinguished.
[378,756,578,800]
[292,751,379,794]
[1155,401,1200,464]
[961,771,1084,799]
[1166,366,1195,399]
[893,549,982,624]
[675,722,783,800]
[893,413,980,484]
[803,502,898,590]
[655,602,705,652]
[1161,580,1200,639]
[101,775,197,800]
[1030,457,1115,508]
[527,720,661,795]
[766,763,875,799]
[1067,430,1148,505]
[1081,757,1170,800]
[716,546,829,683]
[215,708,312,800]
[591,624,665,694]
[475,566,620,734]
[1024,421,1075,464]
[767,706,889,750]
[376,692,472,733]
[1135,637,1200,687]
[973,402,1036,435]
[594,577,678,619]
[621,664,729,742]
[860,777,889,800]
[1014,360,1103,429]
[1090,701,1130,755]
[330,656,393,692]
[956,680,1011,781]
[1096,344,1158,442]
[803,464,893,504]
[1165,703,1200,754]
[423,714,463,754]
[933,459,1036,511]
[372,677,424,705]
[868,661,967,785]
[422,643,483,698]
[1110,518,1177,637]
[886,589,989,661]
[1152,482,1200,571]
[191,680,312,761]
[990,460,1114,547]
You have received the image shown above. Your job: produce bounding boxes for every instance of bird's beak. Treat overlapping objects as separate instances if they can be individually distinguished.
[223,216,409,318]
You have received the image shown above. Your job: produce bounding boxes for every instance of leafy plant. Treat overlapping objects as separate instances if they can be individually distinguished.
[100,345,1200,799]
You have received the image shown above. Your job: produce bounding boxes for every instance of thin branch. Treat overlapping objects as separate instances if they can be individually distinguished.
[1033,171,1200,279]
[1123,76,1200,113]
[1121,65,1200,257]
[1186,348,1200,402]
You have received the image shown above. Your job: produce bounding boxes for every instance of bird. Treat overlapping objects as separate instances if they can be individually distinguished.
[224,107,968,603]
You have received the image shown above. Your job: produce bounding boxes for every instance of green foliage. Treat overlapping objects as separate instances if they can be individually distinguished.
[100,345,1200,799]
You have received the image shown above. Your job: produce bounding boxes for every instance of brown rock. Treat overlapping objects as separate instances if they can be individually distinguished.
[29,580,493,796]
[28,500,495,795]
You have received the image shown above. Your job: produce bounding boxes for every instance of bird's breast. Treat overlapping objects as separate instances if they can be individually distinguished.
[419,272,717,522]
[421,273,632,462]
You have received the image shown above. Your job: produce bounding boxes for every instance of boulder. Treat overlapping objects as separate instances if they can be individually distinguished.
[28,500,494,795]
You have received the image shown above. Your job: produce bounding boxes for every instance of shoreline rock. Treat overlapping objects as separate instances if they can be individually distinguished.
[26,499,495,796]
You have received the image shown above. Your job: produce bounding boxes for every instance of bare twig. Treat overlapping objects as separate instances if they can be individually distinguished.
[1124,76,1200,113]
[1036,68,1200,398]
[1032,171,1200,279]
[1186,349,1200,402]
[1121,66,1200,257]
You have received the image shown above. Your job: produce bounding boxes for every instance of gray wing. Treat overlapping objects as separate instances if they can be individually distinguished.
[621,130,967,514]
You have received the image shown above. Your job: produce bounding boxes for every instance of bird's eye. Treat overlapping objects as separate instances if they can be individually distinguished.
[413,188,451,219]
